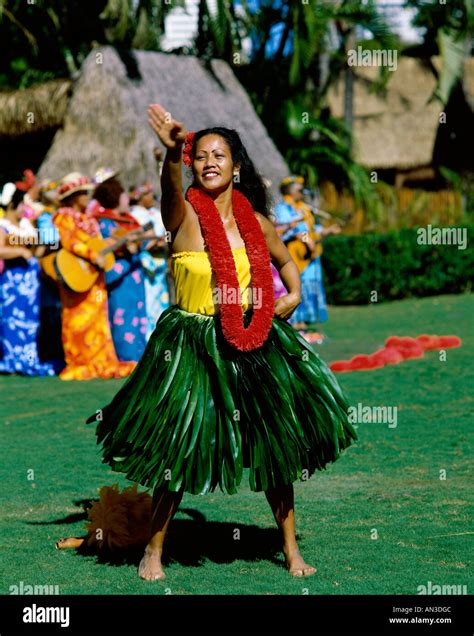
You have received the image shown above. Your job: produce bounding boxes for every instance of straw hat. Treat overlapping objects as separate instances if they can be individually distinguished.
[57,172,94,200]
[280,175,304,187]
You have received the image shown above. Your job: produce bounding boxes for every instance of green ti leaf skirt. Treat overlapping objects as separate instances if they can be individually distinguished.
[87,306,357,495]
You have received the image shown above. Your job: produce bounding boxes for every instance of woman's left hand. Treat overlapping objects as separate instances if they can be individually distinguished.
[34,245,47,259]
[274,292,301,320]
[126,241,138,255]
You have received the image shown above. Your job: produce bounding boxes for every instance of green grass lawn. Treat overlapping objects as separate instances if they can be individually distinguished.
[1,293,472,595]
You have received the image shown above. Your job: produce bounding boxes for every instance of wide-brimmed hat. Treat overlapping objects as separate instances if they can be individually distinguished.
[280,175,304,188]
[130,181,154,202]
[94,167,120,185]
[57,173,94,200]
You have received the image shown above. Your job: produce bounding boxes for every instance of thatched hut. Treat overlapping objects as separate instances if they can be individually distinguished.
[0,46,288,194]
[0,79,72,137]
[327,56,474,188]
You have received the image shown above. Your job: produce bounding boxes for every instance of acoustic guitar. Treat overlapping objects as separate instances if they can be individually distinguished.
[283,205,344,273]
[286,236,322,274]
[42,222,154,293]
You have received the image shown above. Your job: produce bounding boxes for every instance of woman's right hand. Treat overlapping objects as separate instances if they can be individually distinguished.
[148,104,187,150]
[94,254,106,269]
[21,247,33,260]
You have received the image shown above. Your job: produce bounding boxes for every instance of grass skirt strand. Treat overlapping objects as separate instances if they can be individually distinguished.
[88,306,357,495]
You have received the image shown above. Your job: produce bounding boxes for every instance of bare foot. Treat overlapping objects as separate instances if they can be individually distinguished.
[293,322,308,331]
[138,546,166,581]
[56,537,85,550]
[284,547,317,577]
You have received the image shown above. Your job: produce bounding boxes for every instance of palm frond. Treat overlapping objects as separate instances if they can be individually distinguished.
[0,2,37,51]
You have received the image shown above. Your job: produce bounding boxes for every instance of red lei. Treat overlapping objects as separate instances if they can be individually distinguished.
[89,201,141,231]
[186,186,275,352]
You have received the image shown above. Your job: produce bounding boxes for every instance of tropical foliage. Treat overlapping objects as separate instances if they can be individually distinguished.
[2,0,469,220]
[229,0,396,218]
[406,0,474,104]
[323,225,474,304]
[0,0,183,87]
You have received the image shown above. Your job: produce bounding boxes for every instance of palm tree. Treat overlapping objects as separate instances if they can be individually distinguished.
[229,0,395,216]
[406,0,474,104]
[98,0,187,49]
[188,0,395,217]
[193,0,249,61]
[0,0,185,87]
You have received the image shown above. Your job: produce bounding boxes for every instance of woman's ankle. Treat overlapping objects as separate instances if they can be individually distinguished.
[282,541,299,555]
[144,541,163,555]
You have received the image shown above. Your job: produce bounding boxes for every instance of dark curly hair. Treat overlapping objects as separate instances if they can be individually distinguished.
[191,127,272,218]
[93,177,124,210]
[8,188,25,210]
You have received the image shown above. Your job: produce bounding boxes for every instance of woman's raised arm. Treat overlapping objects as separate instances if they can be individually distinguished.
[148,104,187,234]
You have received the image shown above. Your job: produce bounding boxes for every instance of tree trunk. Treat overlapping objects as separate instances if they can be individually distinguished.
[344,28,356,148]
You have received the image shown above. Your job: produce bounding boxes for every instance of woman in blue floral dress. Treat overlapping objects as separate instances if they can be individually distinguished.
[91,174,148,362]
[0,187,55,376]
[130,184,170,339]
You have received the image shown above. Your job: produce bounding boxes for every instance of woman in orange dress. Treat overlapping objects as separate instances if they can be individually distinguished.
[53,173,136,381]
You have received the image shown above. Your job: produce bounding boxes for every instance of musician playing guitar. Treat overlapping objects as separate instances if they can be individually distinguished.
[274,176,340,333]
[52,173,136,381]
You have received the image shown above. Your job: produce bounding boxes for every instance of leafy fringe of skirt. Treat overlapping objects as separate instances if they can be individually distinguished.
[88,306,357,495]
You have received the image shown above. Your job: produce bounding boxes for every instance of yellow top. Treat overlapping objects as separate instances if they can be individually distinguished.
[171,247,252,315]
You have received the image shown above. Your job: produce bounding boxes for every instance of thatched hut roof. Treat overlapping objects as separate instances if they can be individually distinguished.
[327,56,474,170]
[37,46,288,193]
[0,79,72,137]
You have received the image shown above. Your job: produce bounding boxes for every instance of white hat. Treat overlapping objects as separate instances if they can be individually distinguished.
[94,167,120,185]
[1,182,16,208]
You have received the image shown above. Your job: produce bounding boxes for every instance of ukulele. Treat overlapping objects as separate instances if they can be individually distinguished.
[42,222,154,293]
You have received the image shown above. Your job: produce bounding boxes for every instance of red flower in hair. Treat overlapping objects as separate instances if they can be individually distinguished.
[16,169,36,192]
[182,131,195,167]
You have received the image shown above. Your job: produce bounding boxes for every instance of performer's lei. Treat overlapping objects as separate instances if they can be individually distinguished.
[186,186,275,352]
[89,201,141,231]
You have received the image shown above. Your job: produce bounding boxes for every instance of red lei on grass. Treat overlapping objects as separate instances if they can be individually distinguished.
[186,186,275,352]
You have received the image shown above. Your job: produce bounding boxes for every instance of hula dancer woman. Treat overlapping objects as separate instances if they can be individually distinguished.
[88,104,357,580]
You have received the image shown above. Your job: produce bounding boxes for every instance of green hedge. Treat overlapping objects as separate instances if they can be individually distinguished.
[321,225,474,305]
